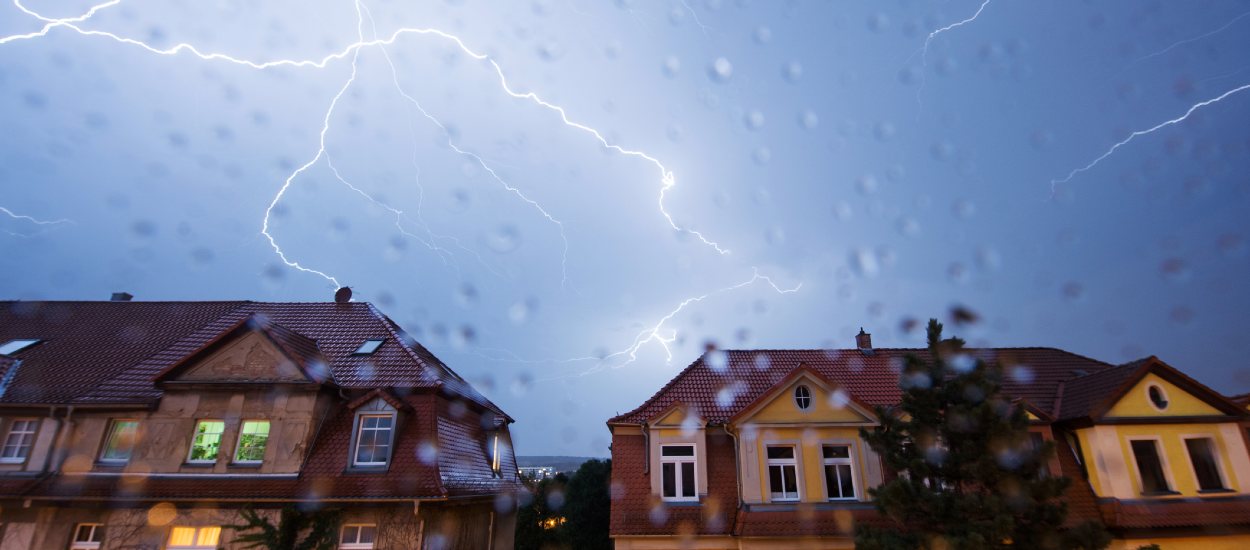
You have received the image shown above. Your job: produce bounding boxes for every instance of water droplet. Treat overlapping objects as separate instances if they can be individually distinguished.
[1169,305,1194,325]
[1159,258,1190,283]
[856,174,879,195]
[782,61,803,82]
[849,248,879,278]
[708,57,733,83]
[753,353,771,370]
[833,201,853,221]
[485,224,521,254]
[754,26,772,44]
[948,262,969,284]
[1061,281,1083,301]
[744,110,766,131]
[662,55,681,77]
[456,283,478,306]
[705,349,728,372]
[952,199,975,219]
[897,217,920,237]
[798,109,819,130]
[752,146,771,165]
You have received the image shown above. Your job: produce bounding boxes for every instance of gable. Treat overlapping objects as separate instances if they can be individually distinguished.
[176,331,311,383]
[1105,373,1223,418]
[737,374,873,425]
[653,404,701,428]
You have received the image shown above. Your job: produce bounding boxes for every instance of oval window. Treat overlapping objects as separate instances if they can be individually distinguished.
[1147,385,1168,410]
[794,385,812,410]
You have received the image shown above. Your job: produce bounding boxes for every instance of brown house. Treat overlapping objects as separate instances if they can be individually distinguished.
[0,298,520,549]
[607,332,1250,549]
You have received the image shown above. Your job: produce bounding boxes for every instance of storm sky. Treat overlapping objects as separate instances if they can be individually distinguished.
[2,0,1249,457]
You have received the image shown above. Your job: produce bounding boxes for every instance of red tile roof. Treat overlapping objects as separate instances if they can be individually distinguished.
[0,300,505,419]
[609,348,1113,426]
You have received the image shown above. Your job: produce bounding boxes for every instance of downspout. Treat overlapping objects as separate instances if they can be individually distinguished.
[39,406,64,475]
[641,422,651,475]
[51,405,75,472]
[487,510,495,550]
[723,423,744,533]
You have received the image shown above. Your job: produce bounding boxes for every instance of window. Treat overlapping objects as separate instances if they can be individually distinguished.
[766,445,800,501]
[0,339,40,355]
[660,444,697,501]
[69,523,104,550]
[353,414,393,466]
[353,339,384,355]
[99,420,139,462]
[1,419,38,463]
[794,385,812,410]
[167,526,220,549]
[1130,439,1172,494]
[187,420,225,463]
[339,524,377,549]
[1147,385,1169,410]
[1184,437,1228,491]
[822,445,856,500]
[489,433,502,475]
[234,420,270,463]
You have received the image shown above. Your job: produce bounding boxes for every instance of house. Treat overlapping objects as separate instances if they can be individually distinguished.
[0,297,520,549]
[607,330,1250,549]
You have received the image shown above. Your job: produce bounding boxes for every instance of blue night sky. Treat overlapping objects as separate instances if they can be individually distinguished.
[2,0,1249,457]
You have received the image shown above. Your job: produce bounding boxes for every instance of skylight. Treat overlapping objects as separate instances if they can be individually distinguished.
[0,339,41,356]
[353,339,384,355]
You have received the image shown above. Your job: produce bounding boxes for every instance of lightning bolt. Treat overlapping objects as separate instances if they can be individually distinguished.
[0,0,118,45]
[1049,83,1250,192]
[1125,9,1250,71]
[678,0,711,38]
[915,0,993,111]
[0,206,73,237]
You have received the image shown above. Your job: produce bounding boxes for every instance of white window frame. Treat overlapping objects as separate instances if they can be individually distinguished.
[69,522,104,550]
[339,524,377,549]
[1180,434,1230,492]
[659,443,698,502]
[166,525,221,550]
[233,419,271,464]
[0,418,38,464]
[352,414,394,467]
[821,443,857,501]
[99,419,139,463]
[1126,436,1176,495]
[793,385,813,410]
[186,420,226,464]
[765,444,801,502]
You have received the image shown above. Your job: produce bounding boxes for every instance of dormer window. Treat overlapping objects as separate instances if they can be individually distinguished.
[0,339,40,355]
[489,433,502,476]
[353,339,384,355]
[353,414,394,466]
[794,385,812,410]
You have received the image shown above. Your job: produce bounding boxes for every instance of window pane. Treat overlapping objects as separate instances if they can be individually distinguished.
[838,464,854,498]
[359,525,376,543]
[196,527,220,545]
[783,465,798,493]
[236,420,270,462]
[766,446,794,460]
[1185,438,1225,491]
[662,462,676,497]
[681,461,695,497]
[189,421,224,462]
[768,465,783,494]
[168,527,196,546]
[74,524,94,542]
[824,465,839,498]
[102,420,138,460]
[661,445,694,457]
[341,525,360,544]
[1130,440,1169,493]
[822,445,849,459]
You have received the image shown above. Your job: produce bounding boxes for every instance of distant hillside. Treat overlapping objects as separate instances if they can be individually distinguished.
[516,456,600,473]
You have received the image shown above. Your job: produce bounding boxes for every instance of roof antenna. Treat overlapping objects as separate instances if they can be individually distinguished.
[334,287,353,304]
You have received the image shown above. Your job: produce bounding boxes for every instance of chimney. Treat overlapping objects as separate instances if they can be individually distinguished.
[110,292,133,302]
[334,287,353,304]
[855,327,872,351]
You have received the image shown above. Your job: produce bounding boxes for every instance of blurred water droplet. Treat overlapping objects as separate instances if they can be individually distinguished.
[948,262,969,284]
[849,248,879,278]
[1009,365,1035,384]
[765,226,785,245]
[976,246,1001,270]
[754,26,772,44]
[833,201,853,221]
[1217,233,1245,257]
[705,349,728,372]
[952,199,975,219]
[510,373,533,396]
[867,12,890,32]
[662,55,681,77]
[753,353,771,370]
[456,283,478,306]
[1159,258,1190,283]
[782,61,803,82]
[874,122,896,141]
[856,175,879,195]
[708,57,733,82]
[799,109,819,130]
[949,353,975,373]
[1169,305,1194,325]
[485,224,521,254]
[1061,282,1083,301]
[752,147,771,164]
[897,217,920,237]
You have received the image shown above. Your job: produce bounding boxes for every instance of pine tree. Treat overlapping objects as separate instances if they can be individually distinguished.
[855,319,1109,550]
[227,505,341,550]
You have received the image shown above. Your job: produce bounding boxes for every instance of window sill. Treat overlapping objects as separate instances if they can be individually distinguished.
[0,459,27,465]
[93,460,127,470]
[660,499,701,507]
[1197,488,1235,495]
[182,462,216,468]
[344,465,390,474]
[229,461,263,469]
[1140,490,1181,497]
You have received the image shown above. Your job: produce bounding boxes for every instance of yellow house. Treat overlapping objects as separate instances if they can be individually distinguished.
[607,337,1250,549]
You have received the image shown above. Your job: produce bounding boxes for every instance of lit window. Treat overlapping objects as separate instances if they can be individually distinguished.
[1184,437,1228,492]
[822,445,856,500]
[794,385,812,410]
[1130,439,1172,494]
[167,526,220,549]
[766,445,800,501]
[0,419,38,463]
[0,339,40,355]
[490,433,502,475]
[353,415,393,466]
[660,444,697,501]
[187,420,225,463]
[339,524,377,549]
[69,523,104,550]
[1147,385,1169,410]
[99,420,139,462]
[234,420,270,463]
[353,339,384,355]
